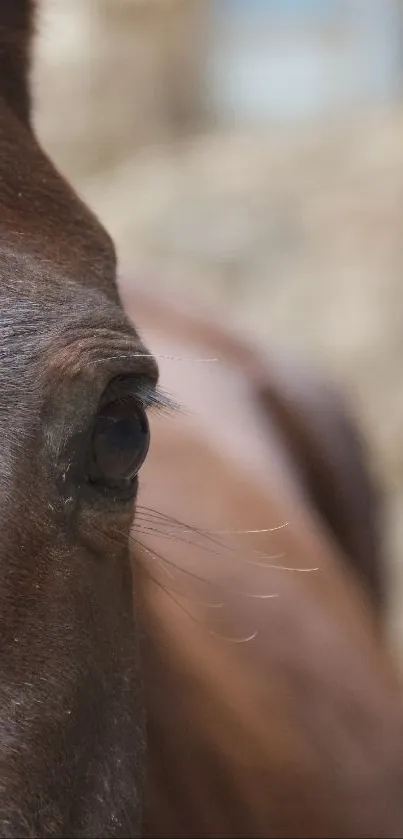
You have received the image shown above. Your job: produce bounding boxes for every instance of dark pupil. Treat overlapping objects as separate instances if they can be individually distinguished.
[89,399,150,487]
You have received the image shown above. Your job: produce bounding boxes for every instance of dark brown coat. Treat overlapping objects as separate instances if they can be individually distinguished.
[0,2,401,836]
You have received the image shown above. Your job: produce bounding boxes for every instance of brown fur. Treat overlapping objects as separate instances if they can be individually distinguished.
[119,282,403,837]
[0,2,401,837]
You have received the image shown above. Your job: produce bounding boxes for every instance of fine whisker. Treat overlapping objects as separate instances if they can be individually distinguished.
[245,592,279,600]
[131,533,226,589]
[133,522,225,559]
[247,560,319,573]
[132,534,280,602]
[213,524,290,535]
[134,508,318,573]
[87,354,219,365]
[137,562,257,644]
[208,628,259,644]
[135,506,234,552]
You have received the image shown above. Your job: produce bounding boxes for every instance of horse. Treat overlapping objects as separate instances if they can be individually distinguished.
[0,1,402,836]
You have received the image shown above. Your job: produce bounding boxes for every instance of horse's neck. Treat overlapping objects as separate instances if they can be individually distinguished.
[0,0,34,127]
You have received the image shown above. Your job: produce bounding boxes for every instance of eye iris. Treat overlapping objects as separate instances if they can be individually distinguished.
[89,399,150,487]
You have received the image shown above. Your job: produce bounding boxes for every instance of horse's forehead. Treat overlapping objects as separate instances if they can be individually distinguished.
[0,246,118,323]
[0,107,119,303]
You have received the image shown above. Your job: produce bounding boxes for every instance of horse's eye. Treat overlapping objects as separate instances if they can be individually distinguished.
[88,398,150,488]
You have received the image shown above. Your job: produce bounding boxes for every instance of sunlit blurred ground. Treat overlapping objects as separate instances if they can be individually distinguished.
[33,0,403,658]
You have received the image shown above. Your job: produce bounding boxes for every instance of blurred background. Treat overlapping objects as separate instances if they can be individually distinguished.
[33,0,403,655]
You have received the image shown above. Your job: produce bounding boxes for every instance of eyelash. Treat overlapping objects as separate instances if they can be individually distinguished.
[117,382,180,418]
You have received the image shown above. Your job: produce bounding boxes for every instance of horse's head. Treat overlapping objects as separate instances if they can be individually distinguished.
[3,5,403,839]
[0,3,152,834]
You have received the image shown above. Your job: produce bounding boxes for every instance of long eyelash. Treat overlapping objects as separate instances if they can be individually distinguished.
[140,384,181,417]
[116,382,180,417]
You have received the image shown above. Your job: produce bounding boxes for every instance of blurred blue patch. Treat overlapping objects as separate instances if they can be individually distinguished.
[206,0,403,123]
[218,0,342,22]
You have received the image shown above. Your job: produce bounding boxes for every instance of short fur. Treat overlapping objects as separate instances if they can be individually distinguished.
[0,3,402,837]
